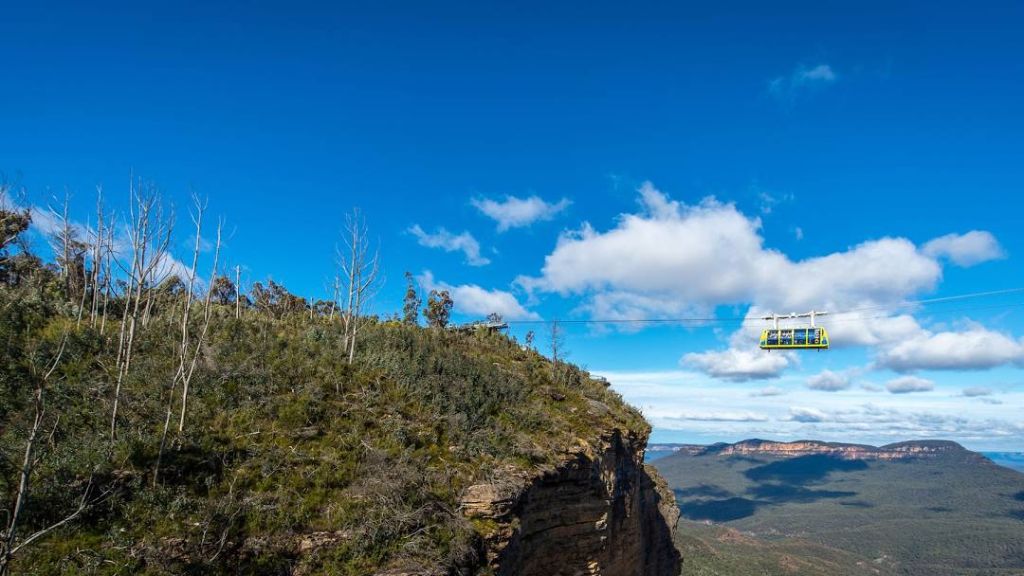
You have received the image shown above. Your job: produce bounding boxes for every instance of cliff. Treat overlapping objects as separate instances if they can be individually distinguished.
[462,422,681,576]
[2,271,681,576]
[703,438,972,461]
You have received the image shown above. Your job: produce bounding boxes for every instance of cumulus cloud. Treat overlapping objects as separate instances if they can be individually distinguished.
[886,376,935,394]
[769,63,837,100]
[922,231,1004,267]
[518,182,989,378]
[409,225,490,266]
[665,411,769,423]
[961,386,993,397]
[789,406,828,422]
[417,271,539,321]
[877,327,1024,372]
[806,370,851,392]
[520,183,943,319]
[682,348,792,381]
[471,195,570,232]
[517,182,1012,380]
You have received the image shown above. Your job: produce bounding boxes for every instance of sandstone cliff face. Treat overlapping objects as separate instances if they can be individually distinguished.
[461,428,681,576]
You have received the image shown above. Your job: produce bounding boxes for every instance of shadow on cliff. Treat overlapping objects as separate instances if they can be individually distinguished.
[676,456,869,522]
[678,485,857,522]
[747,483,856,503]
[744,454,869,484]
[640,465,684,576]
[680,497,762,522]
[674,484,733,499]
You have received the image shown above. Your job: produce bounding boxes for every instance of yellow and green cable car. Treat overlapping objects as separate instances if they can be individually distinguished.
[758,311,830,351]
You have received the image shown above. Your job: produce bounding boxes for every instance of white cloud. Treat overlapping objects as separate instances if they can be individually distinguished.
[599,369,1024,450]
[769,63,837,100]
[877,327,1024,372]
[801,64,837,82]
[886,376,935,394]
[922,231,1004,267]
[682,348,793,381]
[518,182,969,378]
[806,370,851,392]
[521,183,943,318]
[409,225,490,266]
[471,194,570,232]
[665,411,769,423]
[962,386,993,397]
[751,386,786,397]
[519,182,1015,382]
[789,406,828,422]
[417,271,539,321]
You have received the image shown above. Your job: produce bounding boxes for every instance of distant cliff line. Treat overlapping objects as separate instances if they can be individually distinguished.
[650,438,974,461]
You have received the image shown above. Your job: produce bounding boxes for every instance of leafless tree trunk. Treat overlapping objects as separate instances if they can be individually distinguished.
[179,218,221,433]
[234,265,241,320]
[328,275,340,320]
[110,179,174,440]
[337,209,380,364]
[47,191,73,291]
[0,337,97,576]
[99,225,114,335]
[549,320,565,379]
[154,196,204,484]
[89,187,104,327]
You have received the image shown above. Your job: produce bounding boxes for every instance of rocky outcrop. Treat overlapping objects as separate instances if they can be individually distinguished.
[705,439,969,461]
[461,429,681,576]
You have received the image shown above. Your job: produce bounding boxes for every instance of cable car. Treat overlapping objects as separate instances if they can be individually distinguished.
[759,311,830,351]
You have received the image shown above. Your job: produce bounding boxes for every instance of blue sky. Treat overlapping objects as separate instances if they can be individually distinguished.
[4,1,1024,449]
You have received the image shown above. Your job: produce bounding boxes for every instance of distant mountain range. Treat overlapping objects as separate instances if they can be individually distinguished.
[651,439,1024,576]
[647,441,1024,472]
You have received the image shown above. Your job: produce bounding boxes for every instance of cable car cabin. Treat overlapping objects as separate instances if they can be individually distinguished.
[759,327,829,350]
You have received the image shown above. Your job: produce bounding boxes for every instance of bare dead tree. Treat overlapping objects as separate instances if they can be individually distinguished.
[332,275,341,320]
[89,186,104,326]
[0,336,103,576]
[153,195,205,484]
[99,224,115,335]
[179,218,221,432]
[337,209,381,364]
[48,190,72,289]
[109,179,174,440]
[234,264,241,320]
[549,320,566,379]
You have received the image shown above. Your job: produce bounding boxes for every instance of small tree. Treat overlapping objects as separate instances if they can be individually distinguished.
[209,275,236,305]
[486,312,503,324]
[423,289,453,328]
[525,330,535,349]
[0,200,32,285]
[402,271,420,325]
[336,209,381,363]
[549,320,566,379]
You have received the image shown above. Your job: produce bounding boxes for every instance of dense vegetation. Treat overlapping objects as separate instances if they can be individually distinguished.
[672,520,878,576]
[0,192,646,575]
[653,444,1024,575]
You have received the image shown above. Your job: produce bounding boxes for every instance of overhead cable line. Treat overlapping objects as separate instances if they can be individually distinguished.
[502,286,1024,326]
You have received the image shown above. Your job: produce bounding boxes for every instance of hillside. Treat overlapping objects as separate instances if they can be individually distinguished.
[0,235,678,574]
[652,439,1024,576]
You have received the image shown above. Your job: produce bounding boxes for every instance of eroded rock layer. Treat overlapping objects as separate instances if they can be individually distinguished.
[462,429,681,576]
